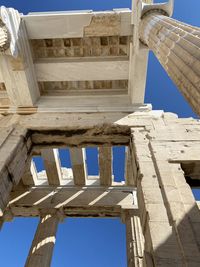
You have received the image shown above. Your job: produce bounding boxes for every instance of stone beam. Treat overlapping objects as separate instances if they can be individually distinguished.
[35,58,129,82]
[0,117,31,216]
[22,160,38,186]
[69,148,87,186]
[41,149,62,185]
[125,145,137,186]
[99,146,112,186]
[139,10,200,115]
[23,11,132,39]
[8,186,137,216]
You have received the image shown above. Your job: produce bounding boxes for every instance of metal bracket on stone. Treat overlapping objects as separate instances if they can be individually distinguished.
[141,0,174,18]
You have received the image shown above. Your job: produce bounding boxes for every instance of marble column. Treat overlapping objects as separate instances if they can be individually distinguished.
[25,213,59,267]
[140,11,200,115]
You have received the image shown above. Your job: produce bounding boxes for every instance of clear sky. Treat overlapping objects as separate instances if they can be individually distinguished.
[0,1,200,266]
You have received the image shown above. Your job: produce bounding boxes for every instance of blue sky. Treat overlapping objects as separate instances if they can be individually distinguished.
[0,1,200,266]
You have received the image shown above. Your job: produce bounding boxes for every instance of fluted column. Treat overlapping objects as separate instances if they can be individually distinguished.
[140,11,200,115]
[126,212,144,267]
[0,18,9,52]
[25,213,59,267]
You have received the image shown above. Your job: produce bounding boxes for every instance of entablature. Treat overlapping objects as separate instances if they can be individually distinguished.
[0,6,149,113]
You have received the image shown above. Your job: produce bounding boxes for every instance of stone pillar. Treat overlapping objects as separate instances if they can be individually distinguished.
[125,211,144,267]
[25,213,59,267]
[140,11,200,115]
[0,18,9,52]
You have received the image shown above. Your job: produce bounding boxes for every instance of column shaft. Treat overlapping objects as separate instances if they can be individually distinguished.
[25,214,59,267]
[126,214,144,267]
[140,13,200,115]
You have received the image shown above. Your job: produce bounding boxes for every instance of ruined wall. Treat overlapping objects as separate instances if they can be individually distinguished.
[1,111,200,266]
[131,112,200,266]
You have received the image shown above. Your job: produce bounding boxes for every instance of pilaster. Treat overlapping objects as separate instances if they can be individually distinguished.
[125,211,144,267]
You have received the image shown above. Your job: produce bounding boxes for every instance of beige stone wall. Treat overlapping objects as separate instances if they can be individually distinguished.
[131,113,200,266]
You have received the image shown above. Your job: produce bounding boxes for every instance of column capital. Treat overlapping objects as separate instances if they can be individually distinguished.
[0,17,9,52]
[0,6,21,57]
[39,208,65,222]
[141,0,174,18]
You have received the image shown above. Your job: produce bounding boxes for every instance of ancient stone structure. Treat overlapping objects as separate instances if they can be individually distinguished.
[0,0,200,266]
